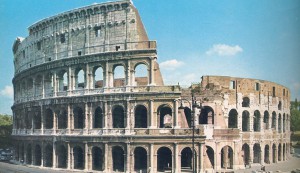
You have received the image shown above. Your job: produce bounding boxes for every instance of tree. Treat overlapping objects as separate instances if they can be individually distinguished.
[0,114,13,148]
[291,100,300,132]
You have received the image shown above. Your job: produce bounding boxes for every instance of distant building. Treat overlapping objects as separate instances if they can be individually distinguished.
[11,1,290,172]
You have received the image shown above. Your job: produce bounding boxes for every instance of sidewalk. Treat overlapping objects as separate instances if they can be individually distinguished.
[234,155,300,173]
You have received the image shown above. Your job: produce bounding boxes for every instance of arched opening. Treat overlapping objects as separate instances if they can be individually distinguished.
[34,145,41,166]
[278,114,282,133]
[74,146,84,170]
[34,111,41,129]
[253,110,261,132]
[264,145,270,164]
[242,144,250,166]
[157,105,172,128]
[242,111,250,131]
[181,147,192,171]
[264,111,269,130]
[272,144,276,163]
[27,78,34,97]
[73,107,84,129]
[45,108,53,129]
[134,105,148,128]
[26,144,32,164]
[58,70,68,91]
[94,107,103,128]
[75,68,85,89]
[113,65,125,87]
[35,75,43,97]
[253,143,261,164]
[228,109,238,128]
[44,144,53,167]
[134,63,148,86]
[134,147,147,172]
[278,144,281,161]
[92,147,103,171]
[157,147,172,172]
[272,111,276,129]
[283,143,286,161]
[44,72,53,95]
[112,146,124,172]
[20,143,24,162]
[242,97,250,107]
[94,66,104,88]
[58,109,67,129]
[199,106,214,124]
[278,101,282,110]
[112,105,125,128]
[25,112,32,129]
[221,146,233,169]
[184,107,192,128]
[205,146,214,169]
[57,145,67,168]
[283,114,286,132]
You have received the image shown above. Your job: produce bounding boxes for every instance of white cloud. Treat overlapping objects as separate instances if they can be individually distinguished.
[206,44,243,56]
[0,85,13,99]
[160,59,184,70]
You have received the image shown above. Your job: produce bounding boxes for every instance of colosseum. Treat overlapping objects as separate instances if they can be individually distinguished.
[11,0,291,172]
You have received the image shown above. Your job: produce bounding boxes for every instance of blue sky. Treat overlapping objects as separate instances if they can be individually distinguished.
[0,0,299,115]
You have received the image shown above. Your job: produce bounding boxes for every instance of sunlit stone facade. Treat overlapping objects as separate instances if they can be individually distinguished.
[12,1,290,172]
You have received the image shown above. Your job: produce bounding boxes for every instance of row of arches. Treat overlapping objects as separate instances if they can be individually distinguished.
[204,142,289,170]
[16,143,195,172]
[228,109,289,133]
[15,63,149,99]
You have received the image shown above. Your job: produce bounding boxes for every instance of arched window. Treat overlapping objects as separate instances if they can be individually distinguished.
[94,107,103,128]
[264,145,270,164]
[92,147,103,171]
[58,70,68,91]
[35,75,43,97]
[253,110,261,132]
[134,105,148,128]
[134,63,148,86]
[26,144,32,164]
[113,65,125,87]
[58,109,67,129]
[272,111,276,129]
[157,147,172,172]
[134,147,147,171]
[228,109,238,128]
[44,72,53,95]
[181,147,193,171]
[57,145,67,168]
[74,146,84,169]
[34,111,41,129]
[221,146,233,169]
[278,144,282,161]
[73,107,84,129]
[242,144,250,166]
[242,111,250,131]
[112,146,124,171]
[278,101,282,110]
[34,145,41,166]
[272,144,276,163]
[283,114,286,132]
[94,66,104,88]
[278,114,282,132]
[157,105,172,128]
[199,106,214,124]
[44,144,53,167]
[45,108,53,129]
[75,68,85,89]
[112,105,125,128]
[264,111,269,130]
[253,143,261,163]
[242,97,250,107]
[206,146,214,169]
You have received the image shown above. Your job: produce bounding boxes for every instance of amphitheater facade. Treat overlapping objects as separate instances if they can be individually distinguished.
[11,0,291,172]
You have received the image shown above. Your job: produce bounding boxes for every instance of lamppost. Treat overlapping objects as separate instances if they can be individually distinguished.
[179,90,202,173]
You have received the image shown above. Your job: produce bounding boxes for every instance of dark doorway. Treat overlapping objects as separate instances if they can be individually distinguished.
[134,147,147,171]
[157,147,172,172]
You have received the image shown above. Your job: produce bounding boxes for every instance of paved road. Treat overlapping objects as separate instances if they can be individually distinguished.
[0,162,74,173]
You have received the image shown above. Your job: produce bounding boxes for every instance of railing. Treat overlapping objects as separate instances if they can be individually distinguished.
[14,85,181,104]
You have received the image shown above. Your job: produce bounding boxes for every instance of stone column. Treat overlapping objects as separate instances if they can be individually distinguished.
[85,64,90,90]
[41,105,44,135]
[85,143,88,170]
[53,71,57,97]
[41,141,44,167]
[53,111,57,134]
[104,62,109,88]
[67,104,72,134]
[174,143,179,173]
[260,144,264,164]
[53,142,56,168]
[42,75,45,98]
[149,143,154,173]
[85,103,89,130]
[68,67,72,91]
[126,143,131,173]
[149,99,154,128]
[198,143,203,173]
[126,101,131,129]
[174,99,179,128]
[126,62,131,86]
[149,57,156,86]
[67,142,71,169]
[104,102,108,129]
[104,143,109,172]
[249,143,253,166]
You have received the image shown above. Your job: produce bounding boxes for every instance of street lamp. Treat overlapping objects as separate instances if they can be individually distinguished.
[179,90,202,173]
